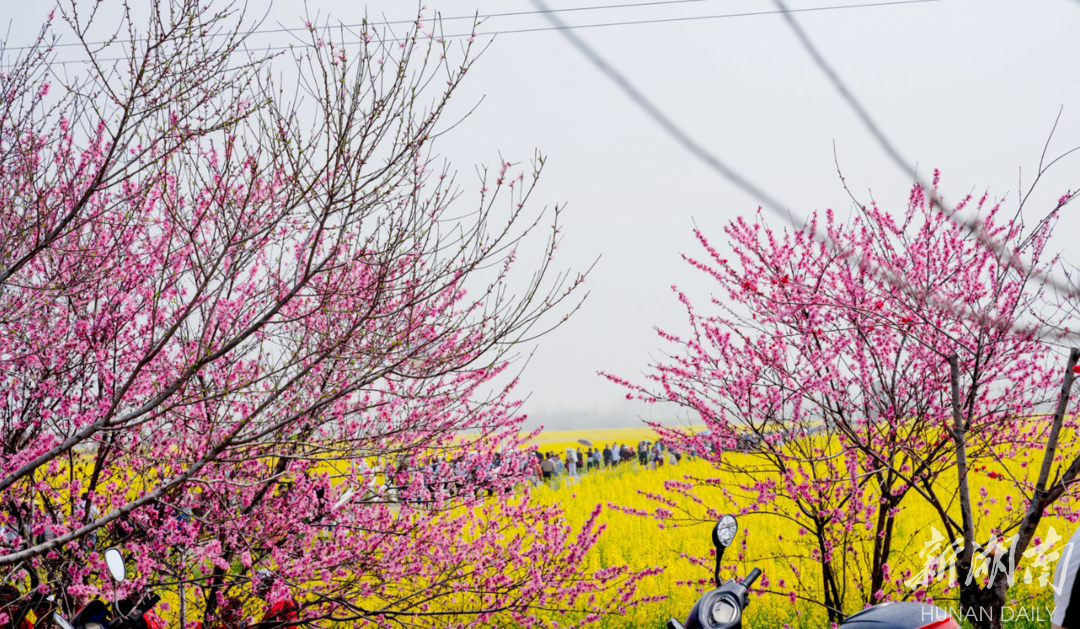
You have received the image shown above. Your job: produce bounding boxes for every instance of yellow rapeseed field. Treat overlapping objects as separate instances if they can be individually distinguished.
[525,427,1065,629]
[29,426,1066,629]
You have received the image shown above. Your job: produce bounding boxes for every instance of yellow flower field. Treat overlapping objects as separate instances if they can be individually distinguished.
[524,427,1066,629]
[24,426,1067,629]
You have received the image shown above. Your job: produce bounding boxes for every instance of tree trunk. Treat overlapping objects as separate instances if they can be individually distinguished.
[957,565,1009,629]
[816,520,844,624]
[948,354,977,563]
[869,494,897,603]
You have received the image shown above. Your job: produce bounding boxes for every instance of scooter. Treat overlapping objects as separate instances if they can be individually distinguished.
[55,549,161,629]
[667,515,961,629]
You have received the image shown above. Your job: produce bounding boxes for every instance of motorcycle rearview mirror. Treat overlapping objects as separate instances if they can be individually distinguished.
[712,514,738,549]
[54,614,74,629]
[712,514,738,587]
[666,618,687,629]
[103,548,127,582]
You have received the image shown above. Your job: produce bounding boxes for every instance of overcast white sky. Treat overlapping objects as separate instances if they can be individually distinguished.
[7,0,1080,426]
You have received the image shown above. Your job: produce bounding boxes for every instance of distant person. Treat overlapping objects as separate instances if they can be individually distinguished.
[553,454,565,477]
[218,597,247,629]
[193,596,246,629]
[441,458,454,495]
[81,492,100,548]
[576,449,584,473]
[529,456,542,487]
[484,453,501,497]
[0,584,31,629]
[603,445,612,467]
[253,570,299,629]
[638,441,648,466]
[669,450,679,466]
[540,455,555,481]
[566,449,577,476]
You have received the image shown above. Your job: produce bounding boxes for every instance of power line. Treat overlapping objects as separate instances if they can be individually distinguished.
[462,0,942,34]
[269,0,740,31]
[29,0,944,67]
[1,0,741,53]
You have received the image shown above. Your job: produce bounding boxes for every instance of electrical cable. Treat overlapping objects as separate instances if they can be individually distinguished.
[0,0,766,52]
[17,0,942,66]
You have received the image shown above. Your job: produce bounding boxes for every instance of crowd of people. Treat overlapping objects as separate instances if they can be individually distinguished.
[317,440,695,505]
[365,438,697,503]
[531,440,683,483]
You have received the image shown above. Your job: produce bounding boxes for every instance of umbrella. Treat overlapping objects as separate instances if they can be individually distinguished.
[577,439,593,447]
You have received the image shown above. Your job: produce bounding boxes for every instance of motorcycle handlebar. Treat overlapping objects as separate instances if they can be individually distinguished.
[107,593,161,629]
[741,568,761,589]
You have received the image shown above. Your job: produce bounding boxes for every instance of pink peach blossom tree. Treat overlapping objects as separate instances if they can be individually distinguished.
[0,2,649,628]
[612,172,1080,629]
